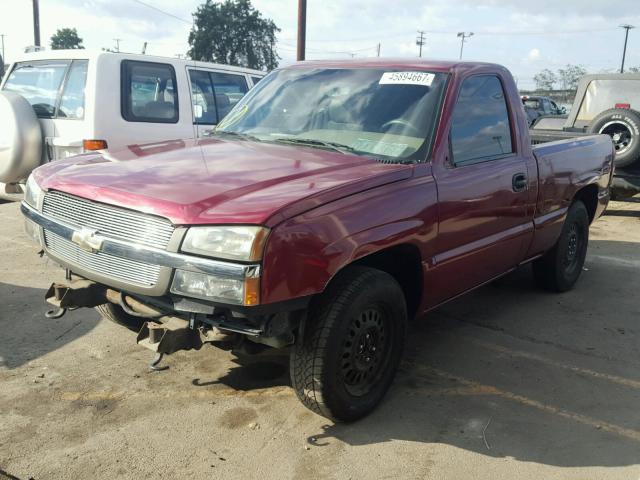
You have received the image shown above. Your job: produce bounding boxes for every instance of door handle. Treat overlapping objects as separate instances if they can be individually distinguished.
[512,173,528,192]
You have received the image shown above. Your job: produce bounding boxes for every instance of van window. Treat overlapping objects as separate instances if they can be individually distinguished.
[189,69,218,124]
[121,60,178,123]
[3,60,69,118]
[58,60,88,119]
[450,75,513,165]
[188,70,249,124]
[210,72,248,119]
[251,76,262,86]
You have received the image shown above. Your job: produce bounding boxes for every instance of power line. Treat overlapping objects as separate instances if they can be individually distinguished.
[130,0,191,25]
[279,26,619,45]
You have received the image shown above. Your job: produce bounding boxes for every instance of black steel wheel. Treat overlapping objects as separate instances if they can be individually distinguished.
[341,307,392,397]
[290,266,407,422]
[533,200,589,292]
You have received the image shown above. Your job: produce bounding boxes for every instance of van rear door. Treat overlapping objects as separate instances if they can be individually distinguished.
[2,59,90,162]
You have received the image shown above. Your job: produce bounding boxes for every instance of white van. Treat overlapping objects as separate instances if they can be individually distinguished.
[0,50,265,199]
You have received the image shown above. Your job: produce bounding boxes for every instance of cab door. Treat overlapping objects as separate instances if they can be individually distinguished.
[429,74,533,305]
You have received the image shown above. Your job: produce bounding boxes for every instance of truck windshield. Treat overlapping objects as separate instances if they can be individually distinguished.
[216,68,447,162]
[3,60,88,119]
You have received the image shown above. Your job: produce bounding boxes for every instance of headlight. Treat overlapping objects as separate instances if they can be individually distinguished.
[24,174,44,209]
[181,226,269,261]
[170,269,260,306]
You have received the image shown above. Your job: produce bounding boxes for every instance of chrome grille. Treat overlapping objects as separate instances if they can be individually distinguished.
[42,191,174,250]
[44,230,162,287]
[42,190,175,288]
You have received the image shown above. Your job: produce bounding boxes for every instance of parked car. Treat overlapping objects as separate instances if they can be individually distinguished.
[21,60,614,421]
[0,49,264,200]
[530,73,640,197]
[521,95,565,125]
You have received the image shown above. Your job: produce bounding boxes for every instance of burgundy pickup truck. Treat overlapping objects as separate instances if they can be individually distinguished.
[21,60,614,421]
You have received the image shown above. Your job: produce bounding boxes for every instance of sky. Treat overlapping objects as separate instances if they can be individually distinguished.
[1,0,640,89]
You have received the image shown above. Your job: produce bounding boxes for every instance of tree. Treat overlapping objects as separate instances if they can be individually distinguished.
[50,28,84,50]
[533,69,557,91]
[557,64,586,91]
[188,0,279,71]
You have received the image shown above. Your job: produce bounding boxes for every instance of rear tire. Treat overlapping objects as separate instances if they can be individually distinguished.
[95,303,145,332]
[588,108,640,168]
[290,266,407,422]
[533,201,589,292]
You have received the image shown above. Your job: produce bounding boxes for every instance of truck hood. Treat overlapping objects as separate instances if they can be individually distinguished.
[33,138,412,226]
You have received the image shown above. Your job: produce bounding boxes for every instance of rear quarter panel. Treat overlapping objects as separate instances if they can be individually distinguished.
[527,134,614,257]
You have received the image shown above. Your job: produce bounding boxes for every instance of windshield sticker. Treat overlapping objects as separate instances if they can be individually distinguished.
[352,138,409,157]
[216,104,248,130]
[379,72,435,87]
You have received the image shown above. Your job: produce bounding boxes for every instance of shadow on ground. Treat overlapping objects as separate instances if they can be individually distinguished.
[0,282,100,369]
[191,240,640,468]
[192,353,290,391]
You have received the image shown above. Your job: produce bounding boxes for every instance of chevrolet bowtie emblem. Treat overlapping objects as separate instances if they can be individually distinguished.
[71,228,105,253]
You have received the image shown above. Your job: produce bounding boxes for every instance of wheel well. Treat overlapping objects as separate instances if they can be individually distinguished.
[351,244,423,319]
[573,184,598,223]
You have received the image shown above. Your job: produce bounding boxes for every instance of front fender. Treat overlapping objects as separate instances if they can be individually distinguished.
[260,175,438,305]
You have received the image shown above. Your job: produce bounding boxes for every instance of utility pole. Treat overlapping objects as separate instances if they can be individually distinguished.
[457,32,473,59]
[113,38,121,53]
[297,0,306,61]
[376,43,381,57]
[1,34,5,63]
[32,0,41,47]
[416,30,425,57]
[141,42,147,54]
[620,24,635,73]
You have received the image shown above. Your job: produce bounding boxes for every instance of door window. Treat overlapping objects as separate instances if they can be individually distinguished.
[121,60,178,123]
[189,69,217,124]
[188,70,249,124]
[450,75,513,165]
[209,72,248,119]
[58,60,88,119]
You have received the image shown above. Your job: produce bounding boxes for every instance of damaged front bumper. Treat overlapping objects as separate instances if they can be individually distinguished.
[44,279,297,356]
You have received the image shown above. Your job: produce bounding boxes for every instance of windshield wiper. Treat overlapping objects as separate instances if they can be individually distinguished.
[208,130,262,142]
[273,137,355,154]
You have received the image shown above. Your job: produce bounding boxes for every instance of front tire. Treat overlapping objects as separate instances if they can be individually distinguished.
[290,266,407,422]
[533,200,589,292]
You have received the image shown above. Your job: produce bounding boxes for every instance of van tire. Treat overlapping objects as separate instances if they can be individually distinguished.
[290,266,407,422]
[589,108,640,168]
[533,201,589,292]
[95,303,145,332]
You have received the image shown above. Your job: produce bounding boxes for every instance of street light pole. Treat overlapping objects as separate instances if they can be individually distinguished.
[457,32,473,60]
[32,0,40,47]
[297,0,307,61]
[620,24,635,73]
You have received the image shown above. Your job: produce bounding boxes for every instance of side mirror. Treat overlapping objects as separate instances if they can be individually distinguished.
[560,107,567,114]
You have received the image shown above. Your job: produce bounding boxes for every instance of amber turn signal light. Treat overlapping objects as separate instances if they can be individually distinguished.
[83,139,108,151]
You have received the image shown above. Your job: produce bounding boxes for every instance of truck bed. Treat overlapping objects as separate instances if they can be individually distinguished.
[530,129,640,197]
